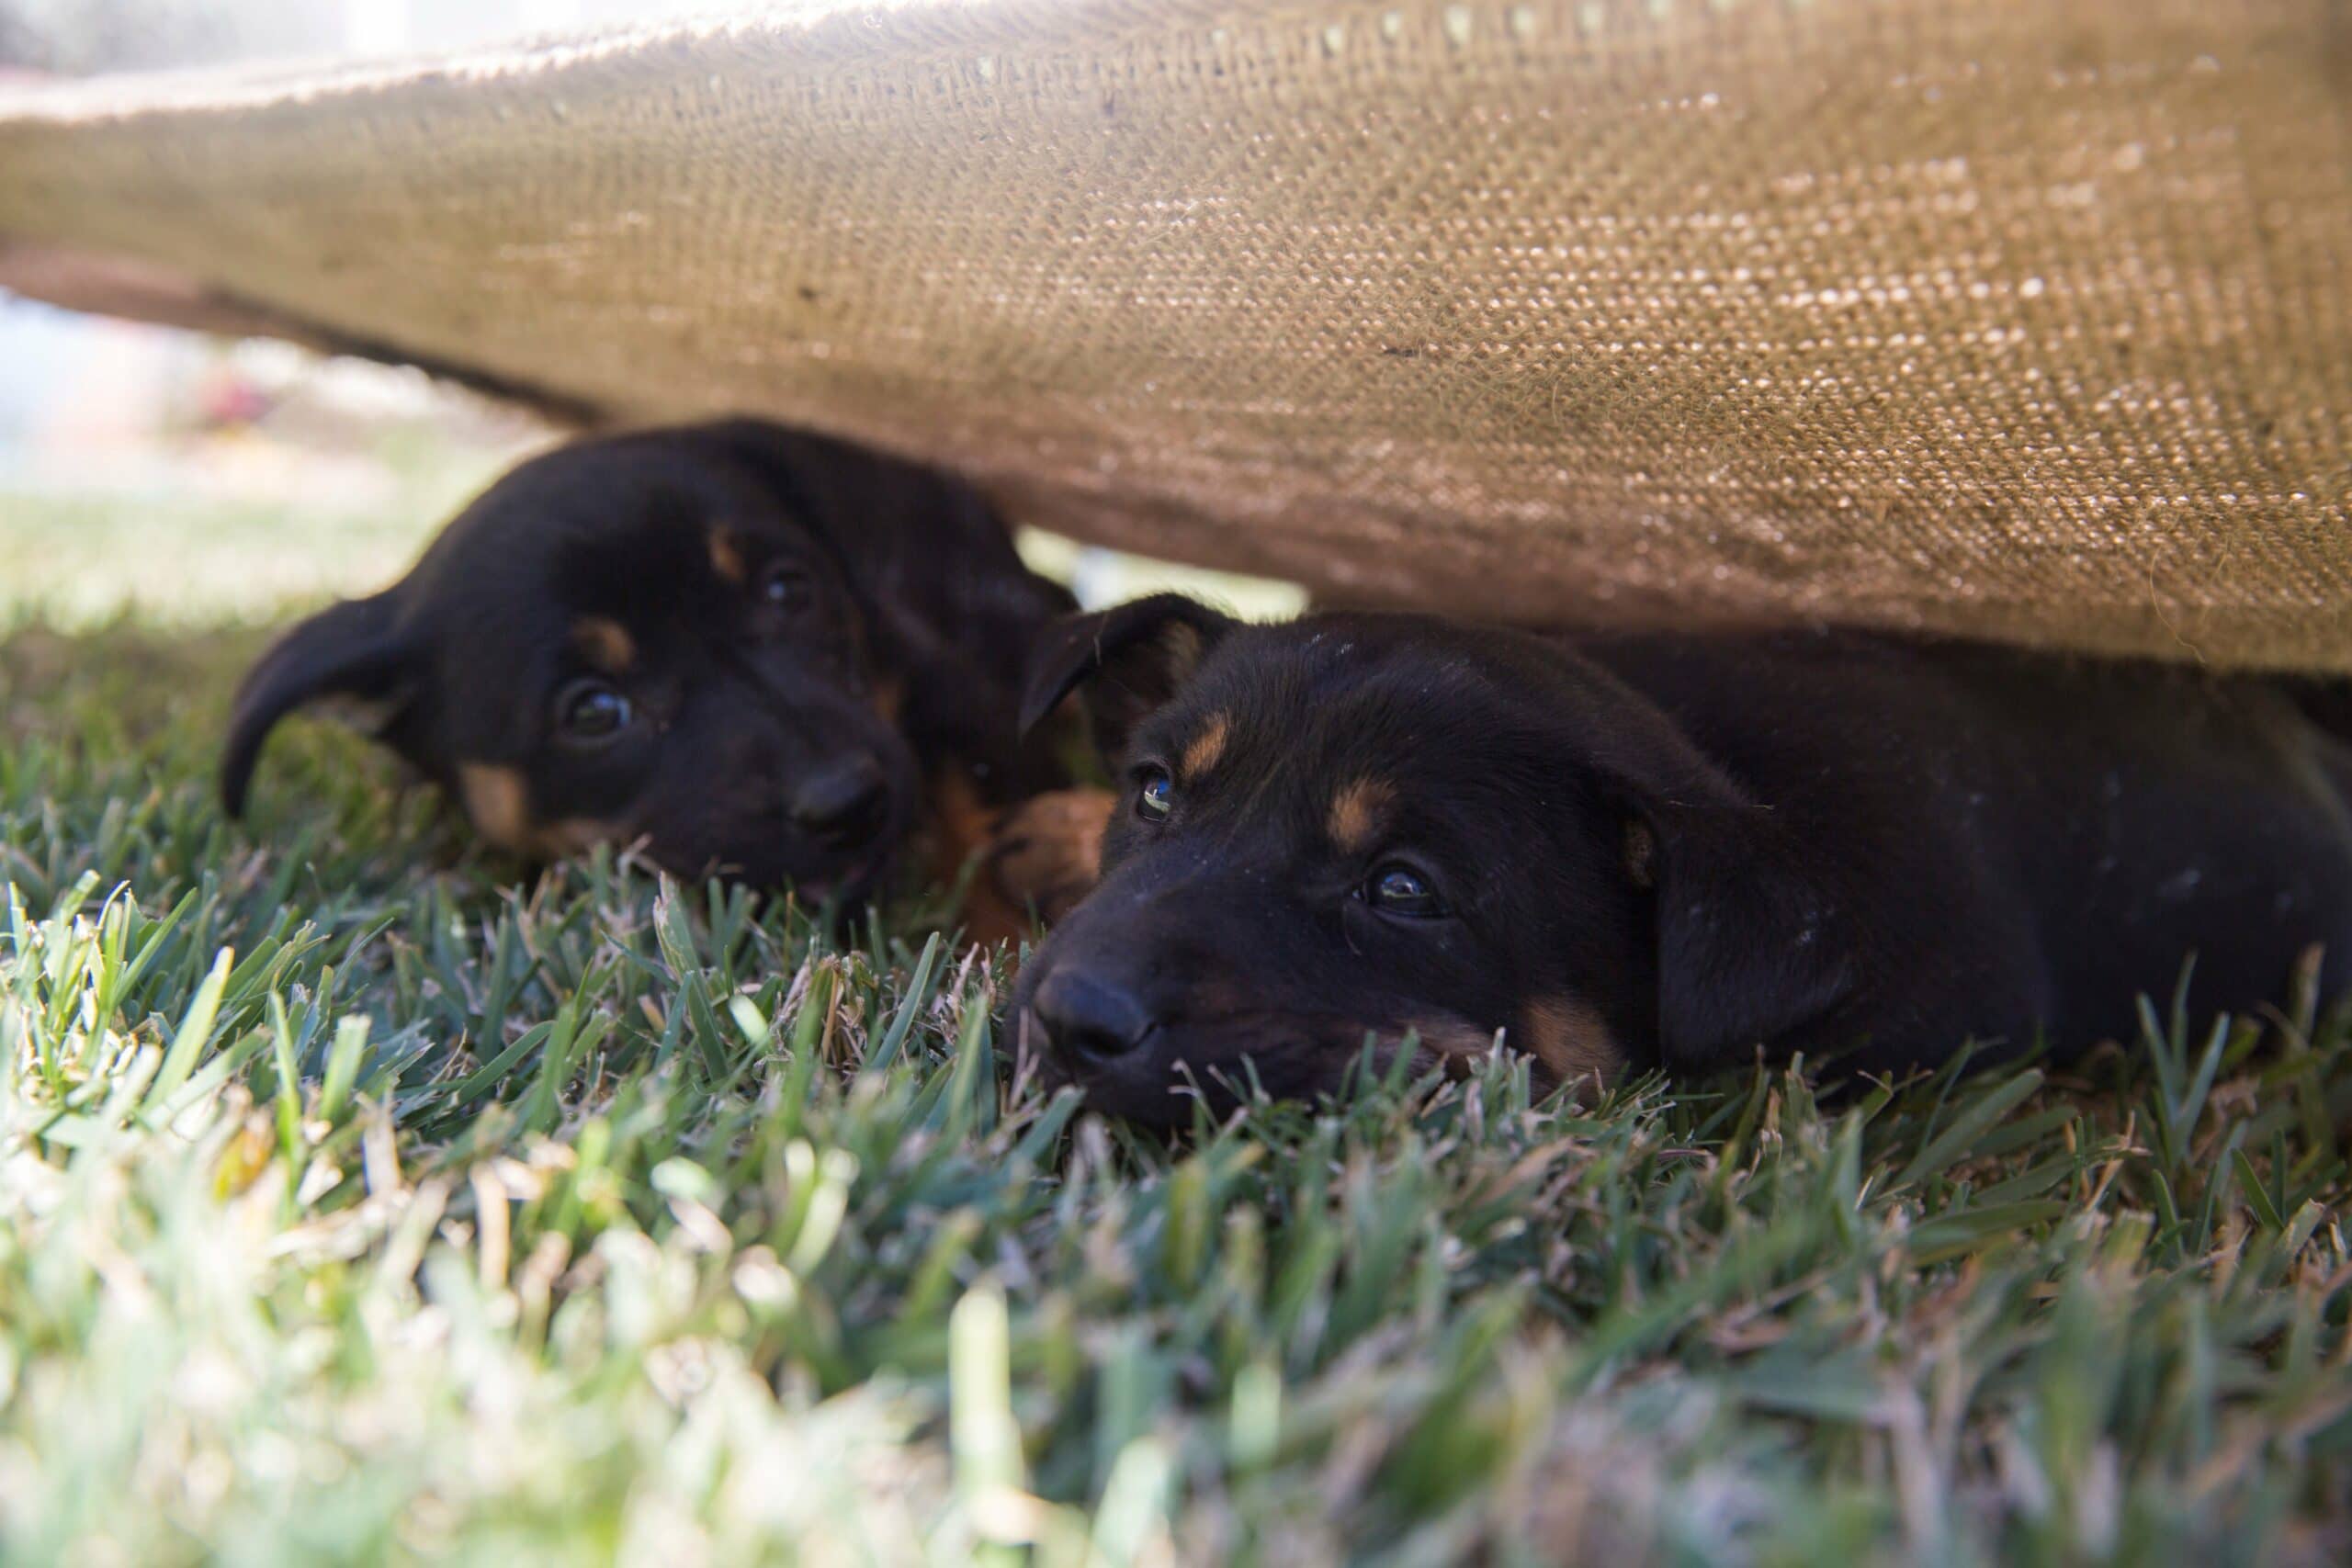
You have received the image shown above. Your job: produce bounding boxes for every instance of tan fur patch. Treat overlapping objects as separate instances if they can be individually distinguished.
[571,616,637,673]
[872,677,906,726]
[1181,713,1230,779]
[530,818,626,860]
[708,527,748,584]
[458,762,534,853]
[1403,1016,1503,1078]
[923,771,1025,946]
[1518,997,1624,1095]
[458,762,626,862]
[989,788,1114,927]
[927,773,1000,874]
[1327,778,1395,852]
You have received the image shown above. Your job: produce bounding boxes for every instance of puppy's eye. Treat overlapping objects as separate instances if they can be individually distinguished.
[554,679,634,743]
[1364,863,1444,919]
[1135,767,1174,823]
[758,562,811,610]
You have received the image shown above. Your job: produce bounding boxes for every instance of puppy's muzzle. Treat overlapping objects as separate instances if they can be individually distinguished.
[1028,966,1159,1064]
[789,753,891,851]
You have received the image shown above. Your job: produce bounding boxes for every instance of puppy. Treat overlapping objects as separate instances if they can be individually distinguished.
[1011,596,2352,1122]
[222,420,1080,919]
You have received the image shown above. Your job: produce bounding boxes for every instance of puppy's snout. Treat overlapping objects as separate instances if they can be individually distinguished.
[790,754,890,847]
[1031,966,1159,1063]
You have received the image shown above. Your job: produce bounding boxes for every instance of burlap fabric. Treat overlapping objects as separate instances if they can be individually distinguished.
[1,0,2346,669]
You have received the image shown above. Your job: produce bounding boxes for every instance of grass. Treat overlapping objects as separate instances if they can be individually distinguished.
[1,517,2349,1562]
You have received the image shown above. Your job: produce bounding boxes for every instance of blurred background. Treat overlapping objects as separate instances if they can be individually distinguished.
[0,0,1303,631]
[0,0,744,73]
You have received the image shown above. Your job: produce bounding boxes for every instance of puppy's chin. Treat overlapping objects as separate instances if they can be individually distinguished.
[786,850,895,917]
[1017,1007,1412,1127]
[642,796,914,909]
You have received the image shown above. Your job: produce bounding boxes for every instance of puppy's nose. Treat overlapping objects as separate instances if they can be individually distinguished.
[790,755,889,847]
[1031,967,1158,1061]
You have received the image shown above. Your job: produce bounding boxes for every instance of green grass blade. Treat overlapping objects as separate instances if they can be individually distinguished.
[141,945,233,1115]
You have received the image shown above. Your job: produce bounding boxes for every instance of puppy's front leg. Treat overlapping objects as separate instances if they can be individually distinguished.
[988,788,1114,928]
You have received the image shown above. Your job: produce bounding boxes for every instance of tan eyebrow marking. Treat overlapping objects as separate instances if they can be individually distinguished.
[1182,713,1230,779]
[708,526,748,584]
[571,616,637,673]
[1327,777,1395,852]
[1519,997,1624,1098]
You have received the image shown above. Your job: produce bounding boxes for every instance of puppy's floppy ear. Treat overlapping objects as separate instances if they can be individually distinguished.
[1602,775,1855,1072]
[220,592,416,818]
[1019,594,1235,760]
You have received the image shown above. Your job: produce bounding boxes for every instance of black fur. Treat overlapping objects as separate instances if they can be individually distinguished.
[1013,598,2352,1123]
[222,420,1074,899]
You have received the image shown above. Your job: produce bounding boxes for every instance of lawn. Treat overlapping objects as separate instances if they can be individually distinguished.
[1,484,2348,1563]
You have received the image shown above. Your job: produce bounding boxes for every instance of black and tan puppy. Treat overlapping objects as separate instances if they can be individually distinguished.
[1011,596,2352,1123]
[223,421,1079,919]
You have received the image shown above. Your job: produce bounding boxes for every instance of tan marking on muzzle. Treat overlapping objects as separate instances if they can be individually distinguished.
[1182,713,1230,779]
[1403,1016,1504,1078]
[1327,778,1395,852]
[708,526,748,584]
[533,818,633,860]
[458,762,534,852]
[571,616,637,674]
[458,762,626,862]
[1519,997,1624,1096]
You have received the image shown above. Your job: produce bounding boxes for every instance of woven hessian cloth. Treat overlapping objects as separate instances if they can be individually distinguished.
[1,0,2347,669]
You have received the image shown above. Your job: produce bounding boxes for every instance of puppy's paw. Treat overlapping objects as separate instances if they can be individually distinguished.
[989,788,1114,925]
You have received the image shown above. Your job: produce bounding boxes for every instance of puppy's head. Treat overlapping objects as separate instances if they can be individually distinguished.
[1010,597,1852,1123]
[222,421,1062,899]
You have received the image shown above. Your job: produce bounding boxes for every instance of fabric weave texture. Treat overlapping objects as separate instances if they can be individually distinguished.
[0,0,2346,668]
